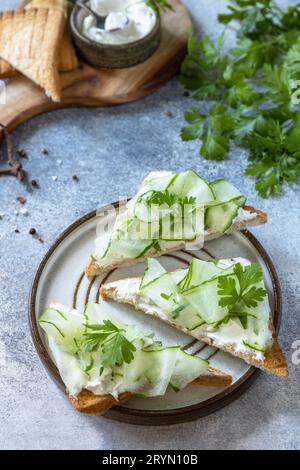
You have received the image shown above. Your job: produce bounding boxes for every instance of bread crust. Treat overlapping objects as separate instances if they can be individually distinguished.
[68,390,132,415]
[68,365,232,415]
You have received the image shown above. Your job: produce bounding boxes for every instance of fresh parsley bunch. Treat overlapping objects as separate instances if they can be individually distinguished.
[179,0,300,197]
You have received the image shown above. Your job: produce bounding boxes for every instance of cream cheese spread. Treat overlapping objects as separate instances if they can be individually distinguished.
[82,0,156,45]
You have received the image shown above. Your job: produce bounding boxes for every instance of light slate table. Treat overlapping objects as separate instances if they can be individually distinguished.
[0,0,299,450]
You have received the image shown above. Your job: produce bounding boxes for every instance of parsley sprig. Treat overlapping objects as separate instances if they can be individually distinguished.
[146,189,196,209]
[80,320,136,369]
[217,263,267,326]
[179,0,300,197]
[146,0,173,17]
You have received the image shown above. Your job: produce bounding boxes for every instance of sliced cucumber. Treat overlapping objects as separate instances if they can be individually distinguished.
[39,307,85,354]
[134,193,203,243]
[179,258,222,291]
[140,272,183,314]
[139,263,205,329]
[140,258,166,288]
[159,210,199,242]
[122,347,178,397]
[210,179,246,207]
[134,190,167,223]
[170,349,208,391]
[171,268,188,285]
[103,218,154,260]
[242,291,272,352]
[121,217,158,242]
[172,303,205,330]
[47,336,88,397]
[205,202,239,233]
[141,172,174,193]
[184,278,229,324]
[107,238,153,260]
[93,233,112,262]
[167,170,215,204]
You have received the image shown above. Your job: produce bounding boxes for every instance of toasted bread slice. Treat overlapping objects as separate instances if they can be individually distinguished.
[0,8,65,101]
[86,205,267,277]
[24,0,79,73]
[0,35,78,78]
[0,0,79,76]
[100,278,288,378]
[69,390,132,415]
[68,366,232,415]
[24,0,68,14]
[0,0,28,78]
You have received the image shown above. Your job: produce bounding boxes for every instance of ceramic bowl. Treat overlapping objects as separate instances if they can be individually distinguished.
[70,2,161,68]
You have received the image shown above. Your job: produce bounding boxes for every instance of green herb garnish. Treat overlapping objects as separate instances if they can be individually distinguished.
[146,0,173,17]
[80,320,136,369]
[217,262,267,309]
[179,0,300,197]
[146,189,196,209]
[216,263,266,329]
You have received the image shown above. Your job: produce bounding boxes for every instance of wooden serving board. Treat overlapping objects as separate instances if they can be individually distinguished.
[0,0,191,134]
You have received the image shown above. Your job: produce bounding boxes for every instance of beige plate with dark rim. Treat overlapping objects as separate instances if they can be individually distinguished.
[29,203,282,425]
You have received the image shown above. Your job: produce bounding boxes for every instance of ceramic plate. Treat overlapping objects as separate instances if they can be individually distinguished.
[29,203,281,425]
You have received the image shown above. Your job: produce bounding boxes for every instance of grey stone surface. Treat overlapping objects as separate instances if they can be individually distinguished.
[0,0,299,450]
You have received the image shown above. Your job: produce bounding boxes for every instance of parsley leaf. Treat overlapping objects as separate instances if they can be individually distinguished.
[181,108,206,141]
[217,262,267,313]
[80,320,136,369]
[242,285,267,308]
[218,275,240,307]
[234,261,263,292]
[201,131,230,160]
[146,189,196,209]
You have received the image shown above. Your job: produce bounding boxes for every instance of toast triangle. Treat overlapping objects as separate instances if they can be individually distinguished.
[0,8,65,101]
[0,0,78,78]
[100,278,288,378]
[86,204,267,276]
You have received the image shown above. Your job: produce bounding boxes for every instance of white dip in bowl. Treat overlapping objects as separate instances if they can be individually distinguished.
[82,0,156,45]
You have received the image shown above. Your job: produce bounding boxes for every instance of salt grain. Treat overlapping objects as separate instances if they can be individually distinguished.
[20,208,29,216]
